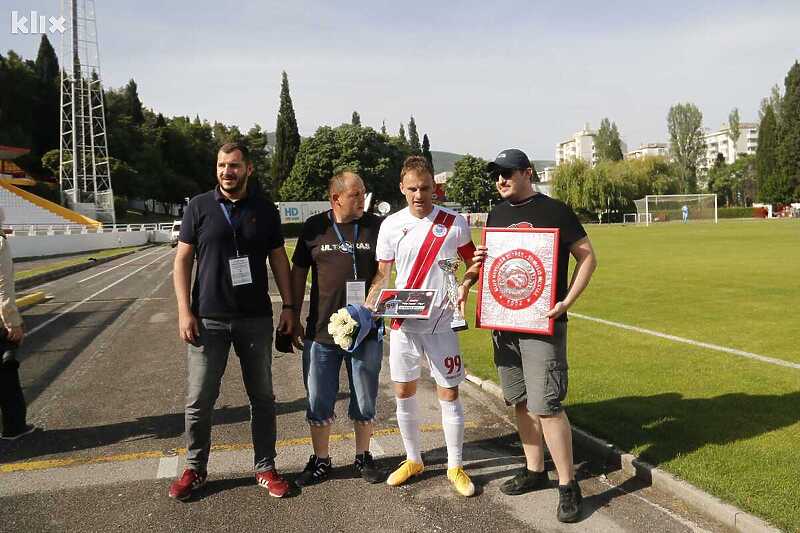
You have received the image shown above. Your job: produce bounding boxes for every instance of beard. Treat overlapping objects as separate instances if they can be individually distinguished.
[219,175,247,194]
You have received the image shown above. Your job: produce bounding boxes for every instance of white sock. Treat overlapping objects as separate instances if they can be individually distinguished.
[440,398,464,469]
[396,396,422,463]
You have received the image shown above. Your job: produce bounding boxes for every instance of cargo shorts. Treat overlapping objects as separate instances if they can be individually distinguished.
[492,321,568,415]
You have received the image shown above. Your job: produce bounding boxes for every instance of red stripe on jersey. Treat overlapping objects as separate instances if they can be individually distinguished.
[403,210,449,289]
[390,210,456,330]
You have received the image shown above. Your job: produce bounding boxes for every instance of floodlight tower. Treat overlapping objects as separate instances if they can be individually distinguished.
[59,0,114,223]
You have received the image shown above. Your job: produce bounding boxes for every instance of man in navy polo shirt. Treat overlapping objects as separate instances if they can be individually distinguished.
[169,142,295,500]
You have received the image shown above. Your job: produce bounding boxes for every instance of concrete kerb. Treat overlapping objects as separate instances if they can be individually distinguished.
[15,246,153,291]
[463,371,782,533]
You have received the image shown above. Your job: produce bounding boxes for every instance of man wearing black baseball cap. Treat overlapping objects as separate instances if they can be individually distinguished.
[470,148,597,523]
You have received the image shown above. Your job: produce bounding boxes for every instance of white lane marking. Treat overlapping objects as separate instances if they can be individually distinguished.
[156,455,180,479]
[569,312,800,370]
[28,250,174,336]
[597,475,714,533]
[78,247,162,283]
[29,263,174,426]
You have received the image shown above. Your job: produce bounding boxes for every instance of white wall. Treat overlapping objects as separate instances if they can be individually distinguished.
[8,231,155,259]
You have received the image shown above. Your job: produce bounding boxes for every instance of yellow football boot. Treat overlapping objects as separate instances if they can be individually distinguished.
[386,459,424,486]
[447,466,475,497]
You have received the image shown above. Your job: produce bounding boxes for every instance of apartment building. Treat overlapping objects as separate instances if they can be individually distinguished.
[625,142,669,160]
[556,124,597,165]
[701,122,758,171]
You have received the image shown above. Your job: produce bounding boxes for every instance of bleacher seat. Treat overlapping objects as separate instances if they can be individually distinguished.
[0,186,74,225]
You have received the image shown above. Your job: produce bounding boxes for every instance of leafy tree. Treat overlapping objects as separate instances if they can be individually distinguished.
[667,102,704,193]
[595,118,624,161]
[123,79,145,125]
[41,149,60,175]
[244,124,271,195]
[708,154,756,206]
[421,133,433,171]
[553,157,681,221]
[271,71,301,198]
[280,124,405,204]
[351,111,361,126]
[0,51,37,148]
[408,116,421,154]
[444,155,494,210]
[777,60,800,202]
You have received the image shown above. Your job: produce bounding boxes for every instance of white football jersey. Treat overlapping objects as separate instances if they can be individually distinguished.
[376,205,474,334]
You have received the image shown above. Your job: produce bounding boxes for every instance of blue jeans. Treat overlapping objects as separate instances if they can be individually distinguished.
[185,316,276,472]
[302,337,382,426]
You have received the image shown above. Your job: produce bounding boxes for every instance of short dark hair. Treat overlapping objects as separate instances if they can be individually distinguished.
[400,155,433,182]
[218,142,250,163]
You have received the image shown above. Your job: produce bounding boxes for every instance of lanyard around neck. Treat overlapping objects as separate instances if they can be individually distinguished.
[219,201,242,256]
[329,211,359,280]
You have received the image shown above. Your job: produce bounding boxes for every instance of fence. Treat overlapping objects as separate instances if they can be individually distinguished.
[4,223,173,259]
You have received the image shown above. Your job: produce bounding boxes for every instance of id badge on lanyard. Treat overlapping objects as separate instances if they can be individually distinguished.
[346,279,366,305]
[229,256,252,286]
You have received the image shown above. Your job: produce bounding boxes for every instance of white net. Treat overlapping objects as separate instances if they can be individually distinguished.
[633,194,717,225]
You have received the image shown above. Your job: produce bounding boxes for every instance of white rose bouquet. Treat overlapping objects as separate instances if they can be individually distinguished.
[327,307,359,350]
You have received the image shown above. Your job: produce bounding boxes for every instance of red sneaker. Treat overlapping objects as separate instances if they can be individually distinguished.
[168,469,207,501]
[255,469,290,498]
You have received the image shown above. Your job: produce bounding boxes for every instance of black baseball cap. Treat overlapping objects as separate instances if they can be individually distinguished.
[486,148,532,173]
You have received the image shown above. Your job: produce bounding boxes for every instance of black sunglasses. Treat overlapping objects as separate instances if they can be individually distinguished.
[489,168,517,180]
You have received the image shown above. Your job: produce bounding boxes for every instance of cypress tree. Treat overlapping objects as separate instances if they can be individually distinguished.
[408,116,421,154]
[32,35,60,159]
[398,123,407,144]
[422,134,433,171]
[777,61,800,200]
[380,120,387,136]
[756,105,780,202]
[271,71,301,197]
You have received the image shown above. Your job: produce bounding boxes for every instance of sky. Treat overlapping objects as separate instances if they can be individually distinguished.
[2,0,799,161]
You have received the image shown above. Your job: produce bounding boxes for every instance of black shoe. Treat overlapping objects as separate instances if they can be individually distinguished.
[557,480,583,523]
[1,424,38,441]
[500,468,548,495]
[295,455,331,487]
[354,451,384,484]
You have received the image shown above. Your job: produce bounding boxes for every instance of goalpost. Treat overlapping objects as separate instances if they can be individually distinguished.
[633,194,718,226]
[623,212,653,224]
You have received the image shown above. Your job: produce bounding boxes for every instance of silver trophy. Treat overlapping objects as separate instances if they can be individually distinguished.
[438,258,468,332]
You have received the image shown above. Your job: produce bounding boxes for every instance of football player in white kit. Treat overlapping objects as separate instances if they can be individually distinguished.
[367,156,480,497]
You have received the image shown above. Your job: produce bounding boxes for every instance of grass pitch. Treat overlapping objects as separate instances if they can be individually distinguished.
[459,218,800,531]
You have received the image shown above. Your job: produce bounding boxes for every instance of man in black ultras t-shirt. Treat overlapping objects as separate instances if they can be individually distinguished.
[470,149,597,523]
[289,171,384,486]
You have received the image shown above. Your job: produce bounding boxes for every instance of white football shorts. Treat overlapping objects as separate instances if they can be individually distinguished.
[389,327,465,388]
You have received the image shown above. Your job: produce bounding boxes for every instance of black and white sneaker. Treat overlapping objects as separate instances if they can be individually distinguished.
[557,479,583,523]
[295,455,331,487]
[354,451,384,484]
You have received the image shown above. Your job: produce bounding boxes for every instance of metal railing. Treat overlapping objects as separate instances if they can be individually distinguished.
[2,223,174,236]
